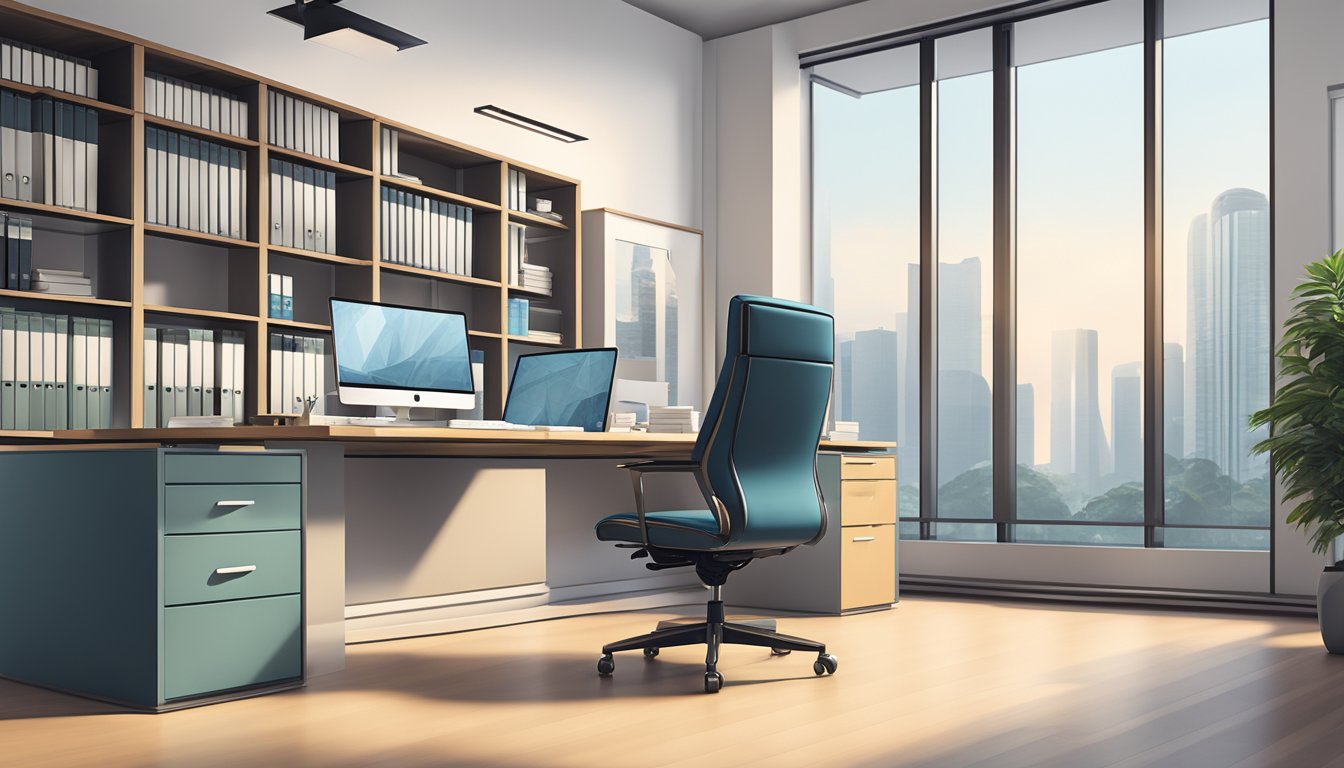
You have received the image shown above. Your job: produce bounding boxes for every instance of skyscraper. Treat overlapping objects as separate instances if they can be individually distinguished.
[1164,342,1184,460]
[837,338,854,423]
[938,370,991,485]
[1187,188,1270,482]
[851,328,900,442]
[1017,383,1035,468]
[1050,329,1110,493]
[1111,362,1142,484]
[939,257,982,376]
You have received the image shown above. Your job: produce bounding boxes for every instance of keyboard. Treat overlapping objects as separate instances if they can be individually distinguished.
[449,419,537,431]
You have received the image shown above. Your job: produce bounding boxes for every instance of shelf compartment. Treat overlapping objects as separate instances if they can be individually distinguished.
[264,173,372,261]
[0,216,132,302]
[267,249,372,325]
[378,262,500,289]
[143,233,259,317]
[507,210,569,231]
[378,175,499,213]
[379,269,501,336]
[143,50,262,142]
[382,125,500,204]
[0,4,137,109]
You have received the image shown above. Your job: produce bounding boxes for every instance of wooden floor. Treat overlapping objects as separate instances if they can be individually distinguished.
[3,597,1343,768]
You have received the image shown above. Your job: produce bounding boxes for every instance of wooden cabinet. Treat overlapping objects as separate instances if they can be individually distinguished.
[0,446,304,711]
[730,453,898,615]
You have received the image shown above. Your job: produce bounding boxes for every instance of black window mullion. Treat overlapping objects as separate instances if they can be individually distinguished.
[1143,0,1165,548]
[992,23,1017,543]
[919,37,939,542]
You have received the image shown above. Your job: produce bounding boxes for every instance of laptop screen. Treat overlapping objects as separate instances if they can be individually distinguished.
[503,348,618,431]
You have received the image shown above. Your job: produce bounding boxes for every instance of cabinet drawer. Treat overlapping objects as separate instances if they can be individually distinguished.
[163,531,301,606]
[164,453,301,486]
[841,525,896,611]
[840,455,896,481]
[840,479,896,526]
[163,594,302,701]
[164,484,301,534]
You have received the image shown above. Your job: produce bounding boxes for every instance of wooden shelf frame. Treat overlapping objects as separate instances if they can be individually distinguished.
[0,0,581,429]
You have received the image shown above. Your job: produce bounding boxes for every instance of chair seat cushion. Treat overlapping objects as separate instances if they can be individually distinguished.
[595,509,724,550]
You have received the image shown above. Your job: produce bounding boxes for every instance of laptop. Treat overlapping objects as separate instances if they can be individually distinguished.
[450,347,619,432]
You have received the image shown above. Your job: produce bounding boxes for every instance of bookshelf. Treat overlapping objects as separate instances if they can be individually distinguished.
[0,0,581,427]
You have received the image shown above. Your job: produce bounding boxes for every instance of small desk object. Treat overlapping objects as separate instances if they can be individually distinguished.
[0,445,306,711]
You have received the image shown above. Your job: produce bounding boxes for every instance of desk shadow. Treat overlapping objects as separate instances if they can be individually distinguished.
[322,647,827,703]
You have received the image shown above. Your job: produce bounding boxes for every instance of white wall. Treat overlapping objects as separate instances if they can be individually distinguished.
[21,0,704,227]
[1271,0,1344,596]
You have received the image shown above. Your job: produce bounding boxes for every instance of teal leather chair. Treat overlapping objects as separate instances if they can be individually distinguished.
[594,295,838,693]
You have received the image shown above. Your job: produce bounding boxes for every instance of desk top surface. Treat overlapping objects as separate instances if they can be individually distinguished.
[2,427,894,459]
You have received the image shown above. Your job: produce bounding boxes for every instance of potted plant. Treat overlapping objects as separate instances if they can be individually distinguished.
[1251,249,1344,652]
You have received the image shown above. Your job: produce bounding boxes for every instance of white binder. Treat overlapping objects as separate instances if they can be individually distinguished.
[302,164,316,251]
[231,331,245,424]
[97,319,112,428]
[218,329,233,423]
[27,313,43,430]
[172,328,188,420]
[12,312,29,430]
[0,91,16,200]
[69,317,85,429]
[187,328,203,416]
[185,136,199,232]
[145,128,158,224]
[269,157,283,246]
[311,165,324,254]
[325,170,336,255]
[16,93,32,203]
[82,314,97,431]
[54,316,67,430]
[42,314,57,430]
[0,308,14,430]
[269,333,282,414]
[85,108,97,213]
[72,105,86,211]
[229,147,242,239]
[283,334,297,414]
[143,326,158,428]
[202,329,216,416]
[157,328,173,424]
[304,336,319,411]
[207,141,220,236]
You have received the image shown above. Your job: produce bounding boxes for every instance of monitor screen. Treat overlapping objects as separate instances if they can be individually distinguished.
[330,299,473,394]
[503,348,618,431]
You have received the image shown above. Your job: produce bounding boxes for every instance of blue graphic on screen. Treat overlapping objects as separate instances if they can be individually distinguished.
[504,350,617,431]
[331,301,473,392]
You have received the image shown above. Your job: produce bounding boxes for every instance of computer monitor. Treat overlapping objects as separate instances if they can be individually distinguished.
[329,298,476,414]
[503,348,618,431]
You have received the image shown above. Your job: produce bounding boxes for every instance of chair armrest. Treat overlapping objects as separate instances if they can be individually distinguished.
[620,461,712,547]
[618,460,701,473]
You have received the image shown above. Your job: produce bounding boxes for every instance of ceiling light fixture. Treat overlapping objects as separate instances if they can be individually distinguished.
[268,0,427,57]
[474,105,588,144]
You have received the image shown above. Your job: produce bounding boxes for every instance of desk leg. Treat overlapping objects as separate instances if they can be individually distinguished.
[275,441,346,676]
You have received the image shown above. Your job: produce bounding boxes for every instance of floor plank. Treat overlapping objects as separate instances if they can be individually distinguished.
[0,597,1338,768]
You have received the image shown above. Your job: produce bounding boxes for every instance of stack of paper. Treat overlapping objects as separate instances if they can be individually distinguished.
[829,420,860,441]
[648,406,701,434]
[32,267,91,297]
[144,126,247,238]
[1,38,98,98]
[2,93,100,211]
[607,411,637,433]
[144,73,248,138]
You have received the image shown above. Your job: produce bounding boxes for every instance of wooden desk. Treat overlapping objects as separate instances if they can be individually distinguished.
[11,428,894,676]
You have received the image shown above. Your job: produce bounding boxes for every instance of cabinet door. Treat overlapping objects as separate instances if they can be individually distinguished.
[162,594,302,700]
[841,525,896,610]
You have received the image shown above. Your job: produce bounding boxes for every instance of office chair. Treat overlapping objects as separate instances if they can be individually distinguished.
[594,294,838,693]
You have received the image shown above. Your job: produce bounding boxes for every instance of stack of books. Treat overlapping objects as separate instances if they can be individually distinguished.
[519,261,552,296]
[269,158,336,254]
[526,305,562,345]
[267,333,326,416]
[648,405,700,434]
[1,38,99,98]
[1,93,100,210]
[267,90,339,161]
[2,213,32,290]
[607,411,637,433]
[32,267,90,297]
[145,126,247,238]
[829,420,860,441]
[0,307,112,430]
[144,73,249,139]
[144,327,247,428]
[507,297,529,336]
[526,208,562,223]
[379,185,473,274]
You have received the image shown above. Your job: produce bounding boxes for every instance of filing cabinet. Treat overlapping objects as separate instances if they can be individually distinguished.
[731,453,898,614]
[0,446,305,711]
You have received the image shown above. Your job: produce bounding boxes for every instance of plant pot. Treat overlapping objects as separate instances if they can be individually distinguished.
[1318,567,1344,653]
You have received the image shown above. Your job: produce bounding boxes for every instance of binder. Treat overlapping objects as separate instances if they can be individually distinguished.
[13,311,28,430]
[218,329,233,424]
[269,332,282,414]
[4,215,15,288]
[95,318,109,428]
[303,336,319,412]
[86,318,101,429]
[302,164,316,250]
[143,326,157,428]
[207,141,219,236]
[187,327,203,416]
[427,198,438,272]
[267,89,276,146]
[72,105,86,211]
[268,272,283,319]
[68,317,85,429]
[282,160,296,248]
[16,92,32,202]
[1,90,15,199]
[86,107,97,212]
[145,127,158,223]
[380,185,389,261]
[185,136,199,232]
[466,207,475,277]
[42,313,56,430]
[155,127,168,225]
[283,334,297,414]
[157,328,174,425]
[202,329,216,416]
[310,165,324,253]
[171,328,187,420]
[229,147,242,239]
[231,331,245,424]
[53,315,67,430]
[269,158,282,246]
[34,99,53,205]
[17,216,31,290]
[0,307,13,429]
[282,274,294,321]
[325,170,336,255]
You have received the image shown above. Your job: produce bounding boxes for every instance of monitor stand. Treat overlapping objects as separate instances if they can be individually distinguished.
[381,406,448,428]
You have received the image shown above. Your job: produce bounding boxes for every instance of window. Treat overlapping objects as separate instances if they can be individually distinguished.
[811,47,922,527]
[808,0,1270,550]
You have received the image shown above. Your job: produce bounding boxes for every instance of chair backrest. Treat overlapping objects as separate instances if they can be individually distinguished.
[693,295,834,550]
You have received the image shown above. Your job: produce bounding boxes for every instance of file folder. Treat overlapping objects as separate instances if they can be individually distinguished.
[42,313,57,430]
[187,327,203,416]
[231,330,245,424]
[13,311,29,430]
[69,317,85,429]
[218,329,233,424]
[0,307,14,430]
[158,327,175,425]
[143,326,157,428]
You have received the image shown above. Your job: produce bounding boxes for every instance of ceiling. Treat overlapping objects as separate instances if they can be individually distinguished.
[622,0,869,39]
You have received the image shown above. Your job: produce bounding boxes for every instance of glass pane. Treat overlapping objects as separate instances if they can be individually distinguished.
[899,521,920,540]
[1161,11,1270,548]
[932,523,996,542]
[1163,528,1269,550]
[811,50,921,512]
[614,241,681,404]
[1014,0,1145,536]
[936,32,994,520]
[1335,92,1344,253]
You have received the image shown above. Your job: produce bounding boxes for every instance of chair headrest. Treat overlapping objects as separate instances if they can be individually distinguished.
[728,295,833,364]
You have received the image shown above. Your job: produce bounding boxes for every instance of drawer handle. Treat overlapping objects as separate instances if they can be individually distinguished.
[851,536,876,543]
[215,500,256,509]
[845,460,877,465]
[215,565,257,575]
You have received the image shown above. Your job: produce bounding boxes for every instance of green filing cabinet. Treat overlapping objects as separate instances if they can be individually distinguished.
[0,446,305,711]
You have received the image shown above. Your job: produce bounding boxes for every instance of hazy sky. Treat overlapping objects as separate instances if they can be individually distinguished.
[814,18,1268,467]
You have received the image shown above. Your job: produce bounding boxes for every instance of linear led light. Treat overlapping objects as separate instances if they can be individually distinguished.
[474,105,588,143]
[268,0,427,57]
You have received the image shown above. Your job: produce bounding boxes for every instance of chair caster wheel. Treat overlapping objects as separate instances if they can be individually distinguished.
[643,647,659,659]
[813,654,838,676]
[704,671,723,693]
[770,648,791,656]
[597,655,615,676]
